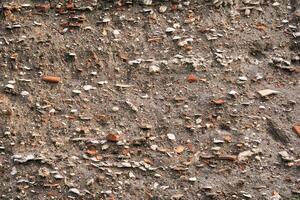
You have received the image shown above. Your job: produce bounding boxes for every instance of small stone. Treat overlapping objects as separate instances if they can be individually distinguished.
[143,0,152,5]
[113,29,120,37]
[139,123,152,130]
[245,9,251,16]
[126,101,138,112]
[229,90,237,96]
[257,89,281,97]
[10,167,17,175]
[213,139,224,144]
[211,146,221,151]
[238,76,248,81]
[196,118,202,124]
[102,144,110,150]
[159,5,167,13]
[112,106,119,112]
[259,105,266,110]
[72,90,81,94]
[278,151,294,162]
[150,144,158,151]
[38,167,50,177]
[70,109,78,113]
[106,133,120,142]
[271,191,281,200]
[174,145,185,153]
[67,52,76,57]
[187,74,198,83]
[238,150,254,161]
[173,36,181,40]
[121,162,132,168]
[8,80,16,84]
[202,185,212,190]
[167,133,176,141]
[83,85,95,91]
[86,178,94,186]
[42,76,61,83]
[102,17,111,23]
[90,71,97,75]
[97,81,108,85]
[213,99,225,105]
[5,84,14,89]
[171,194,184,200]
[295,9,300,17]
[149,65,160,74]
[129,171,135,178]
[128,59,142,65]
[218,155,237,161]
[166,27,175,33]
[53,173,64,179]
[69,188,81,195]
[243,193,252,199]
[293,125,300,137]
[20,91,29,96]
[188,177,197,182]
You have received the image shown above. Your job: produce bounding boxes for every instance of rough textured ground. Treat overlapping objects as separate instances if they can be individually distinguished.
[0,0,300,199]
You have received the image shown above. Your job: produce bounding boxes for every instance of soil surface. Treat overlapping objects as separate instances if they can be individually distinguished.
[0,0,300,199]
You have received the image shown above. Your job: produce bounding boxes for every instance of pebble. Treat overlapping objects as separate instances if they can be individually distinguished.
[257,89,281,97]
[5,84,14,89]
[238,150,254,161]
[167,133,176,141]
[293,32,300,38]
[295,9,300,17]
[72,90,82,94]
[70,109,78,113]
[278,151,294,161]
[53,173,64,179]
[149,65,160,74]
[243,193,252,199]
[113,29,120,37]
[202,185,213,190]
[143,0,152,5]
[150,144,158,151]
[213,139,224,144]
[38,167,50,177]
[20,91,29,96]
[293,125,300,137]
[159,6,167,13]
[90,71,97,75]
[42,76,61,83]
[112,106,120,112]
[238,76,248,81]
[229,90,237,96]
[102,17,111,23]
[83,85,95,91]
[129,171,135,178]
[211,146,221,151]
[166,27,175,33]
[189,177,197,182]
[69,188,81,195]
[121,162,132,168]
[10,167,17,175]
[97,81,108,85]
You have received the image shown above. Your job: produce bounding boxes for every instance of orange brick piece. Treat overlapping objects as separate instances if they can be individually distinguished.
[293,125,300,137]
[42,76,61,83]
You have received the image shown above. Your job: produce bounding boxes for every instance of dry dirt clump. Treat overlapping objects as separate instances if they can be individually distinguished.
[0,0,300,199]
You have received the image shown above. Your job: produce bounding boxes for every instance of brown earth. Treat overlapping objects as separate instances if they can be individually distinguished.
[0,0,300,199]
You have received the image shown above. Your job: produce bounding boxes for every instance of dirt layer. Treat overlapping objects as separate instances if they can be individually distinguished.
[0,0,300,199]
